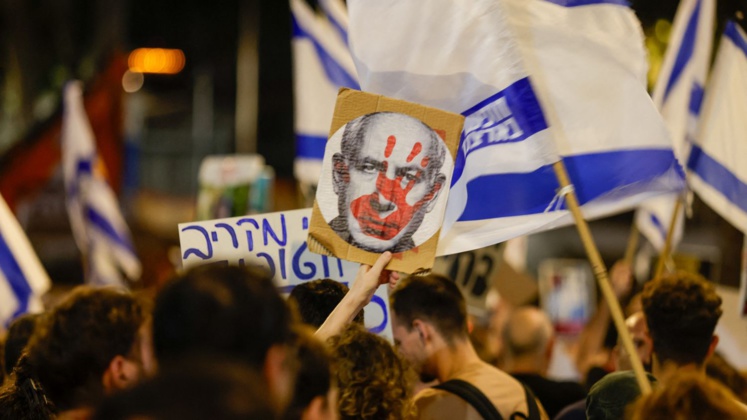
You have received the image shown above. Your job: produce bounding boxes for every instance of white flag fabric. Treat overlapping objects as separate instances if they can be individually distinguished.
[688,21,747,234]
[0,194,50,326]
[62,81,141,286]
[635,0,715,251]
[291,0,359,187]
[348,0,685,255]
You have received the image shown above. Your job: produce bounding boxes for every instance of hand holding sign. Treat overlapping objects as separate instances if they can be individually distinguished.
[317,252,399,341]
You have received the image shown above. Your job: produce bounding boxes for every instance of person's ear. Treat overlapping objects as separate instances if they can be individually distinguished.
[102,355,139,393]
[412,319,431,345]
[264,344,293,411]
[425,173,446,212]
[332,153,349,195]
[706,335,719,360]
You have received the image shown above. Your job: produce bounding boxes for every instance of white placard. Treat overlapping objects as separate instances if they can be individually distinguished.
[179,208,392,338]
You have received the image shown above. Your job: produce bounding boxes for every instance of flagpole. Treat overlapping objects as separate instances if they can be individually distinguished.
[653,198,682,279]
[552,161,652,395]
[624,224,639,265]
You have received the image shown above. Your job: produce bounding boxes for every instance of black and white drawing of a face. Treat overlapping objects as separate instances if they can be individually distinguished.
[318,112,452,253]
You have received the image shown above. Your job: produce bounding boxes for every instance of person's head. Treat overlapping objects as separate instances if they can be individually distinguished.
[94,358,277,420]
[0,287,151,415]
[627,370,747,420]
[389,274,468,382]
[642,271,722,369]
[283,327,337,420]
[329,324,413,420]
[153,264,295,410]
[614,311,653,372]
[586,370,657,420]
[3,313,41,376]
[332,112,447,252]
[502,306,554,374]
[288,279,363,329]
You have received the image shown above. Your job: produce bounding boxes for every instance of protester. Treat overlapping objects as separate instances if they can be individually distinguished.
[627,370,747,420]
[329,324,413,420]
[503,306,585,418]
[94,358,277,420]
[641,271,722,386]
[0,286,153,419]
[289,279,363,329]
[390,273,547,419]
[2,313,40,377]
[585,370,657,420]
[152,264,296,411]
[283,326,338,420]
[612,311,652,372]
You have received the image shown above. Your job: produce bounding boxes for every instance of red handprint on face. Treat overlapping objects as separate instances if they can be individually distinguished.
[350,136,441,240]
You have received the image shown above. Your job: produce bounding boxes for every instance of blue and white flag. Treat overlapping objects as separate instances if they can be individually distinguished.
[291,0,359,187]
[318,0,349,45]
[0,194,50,326]
[688,22,747,234]
[635,0,715,251]
[348,0,685,255]
[62,81,141,286]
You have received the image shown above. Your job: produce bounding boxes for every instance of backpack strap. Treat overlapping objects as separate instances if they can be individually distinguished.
[434,379,503,420]
[508,385,542,420]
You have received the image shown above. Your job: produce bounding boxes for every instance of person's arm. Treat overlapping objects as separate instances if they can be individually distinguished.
[572,260,632,379]
[315,252,400,341]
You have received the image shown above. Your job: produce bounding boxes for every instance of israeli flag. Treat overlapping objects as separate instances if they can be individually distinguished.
[291,0,359,187]
[318,0,349,45]
[62,81,141,286]
[348,0,685,255]
[635,0,715,251]
[688,22,747,234]
[0,195,50,326]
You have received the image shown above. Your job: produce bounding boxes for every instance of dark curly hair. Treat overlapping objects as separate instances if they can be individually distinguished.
[642,271,722,367]
[0,287,147,417]
[329,324,414,420]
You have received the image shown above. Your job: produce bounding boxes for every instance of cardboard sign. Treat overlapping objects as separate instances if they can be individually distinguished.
[179,209,392,337]
[308,88,463,274]
[433,243,539,319]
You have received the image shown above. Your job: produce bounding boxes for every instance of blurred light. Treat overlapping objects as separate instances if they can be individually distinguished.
[654,19,671,44]
[738,11,744,21]
[128,48,185,74]
[122,70,145,93]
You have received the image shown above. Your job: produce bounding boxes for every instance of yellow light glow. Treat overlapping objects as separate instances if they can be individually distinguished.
[128,48,185,74]
[655,19,672,44]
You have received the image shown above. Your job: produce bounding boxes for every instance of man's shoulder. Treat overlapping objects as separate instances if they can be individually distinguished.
[413,387,472,419]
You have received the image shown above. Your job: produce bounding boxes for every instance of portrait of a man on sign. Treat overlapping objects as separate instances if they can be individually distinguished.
[318,112,451,254]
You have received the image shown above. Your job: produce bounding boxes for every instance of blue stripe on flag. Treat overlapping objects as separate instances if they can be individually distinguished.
[291,14,360,90]
[649,213,668,241]
[663,0,701,102]
[296,134,328,159]
[452,78,550,187]
[85,206,136,253]
[0,230,32,318]
[543,0,630,7]
[725,20,747,59]
[458,149,680,221]
[689,82,705,115]
[688,144,747,213]
[324,11,349,46]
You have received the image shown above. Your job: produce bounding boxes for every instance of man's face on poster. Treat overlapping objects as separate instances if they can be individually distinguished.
[332,113,446,253]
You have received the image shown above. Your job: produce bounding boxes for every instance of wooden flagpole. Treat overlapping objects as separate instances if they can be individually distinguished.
[653,198,683,279]
[624,224,639,265]
[552,162,652,395]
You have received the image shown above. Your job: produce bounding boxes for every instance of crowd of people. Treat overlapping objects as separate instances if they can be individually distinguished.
[0,251,746,419]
